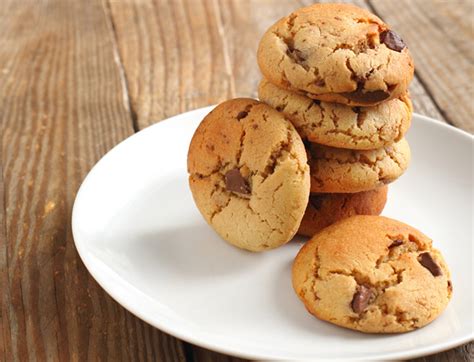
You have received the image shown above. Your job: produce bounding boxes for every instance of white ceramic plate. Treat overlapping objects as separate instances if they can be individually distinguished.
[72,107,473,360]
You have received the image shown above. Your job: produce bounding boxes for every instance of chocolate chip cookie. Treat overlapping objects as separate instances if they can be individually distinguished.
[308,138,410,193]
[188,98,310,251]
[258,79,412,150]
[298,187,388,237]
[293,215,453,333]
[257,3,414,106]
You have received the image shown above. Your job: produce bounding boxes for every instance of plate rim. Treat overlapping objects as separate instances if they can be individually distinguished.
[72,109,474,360]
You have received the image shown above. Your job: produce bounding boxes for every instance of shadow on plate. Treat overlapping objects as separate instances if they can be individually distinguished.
[131,223,266,279]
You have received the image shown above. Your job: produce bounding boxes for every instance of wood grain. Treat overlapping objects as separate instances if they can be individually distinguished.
[305,0,447,123]
[189,347,247,362]
[108,0,301,129]
[411,343,474,362]
[369,0,474,133]
[0,120,7,360]
[108,0,231,127]
[0,0,184,360]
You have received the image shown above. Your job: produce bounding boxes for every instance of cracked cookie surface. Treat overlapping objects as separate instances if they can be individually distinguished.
[292,215,453,333]
[298,187,387,237]
[257,3,414,106]
[308,138,410,193]
[258,79,412,150]
[187,98,310,251]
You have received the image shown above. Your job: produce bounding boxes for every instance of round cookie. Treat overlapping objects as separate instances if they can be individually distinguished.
[308,138,410,193]
[293,215,453,333]
[298,187,388,237]
[257,3,414,106]
[188,98,310,252]
[258,78,412,150]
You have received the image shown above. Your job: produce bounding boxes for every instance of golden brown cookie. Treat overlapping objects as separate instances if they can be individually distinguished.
[257,3,414,106]
[188,98,310,252]
[293,215,453,333]
[298,187,388,237]
[258,79,412,150]
[308,139,410,193]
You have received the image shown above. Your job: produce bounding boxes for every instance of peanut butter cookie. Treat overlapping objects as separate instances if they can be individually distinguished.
[188,98,310,251]
[298,187,388,237]
[293,215,453,333]
[257,3,414,106]
[258,78,412,150]
[308,138,410,193]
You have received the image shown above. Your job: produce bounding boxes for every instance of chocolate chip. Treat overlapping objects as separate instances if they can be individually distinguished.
[447,280,453,292]
[351,285,372,313]
[225,168,250,195]
[294,49,307,61]
[342,89,390,104]
[418,252,442,276]
[315,79,326,87]
[389,239,403,248]
[380,30,406,52]
[286,47,308,66]
[236,111,248,120]
[309,194,326,210]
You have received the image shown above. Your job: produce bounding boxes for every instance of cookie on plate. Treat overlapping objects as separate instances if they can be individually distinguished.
[293,215,453,333]
[258,79,412,150]
[257,3,414,106]
[308,138,410,193]
[188,98,310,252]
[298,187,388,237]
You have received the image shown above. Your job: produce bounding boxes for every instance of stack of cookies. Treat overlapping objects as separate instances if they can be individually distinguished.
[257,3,414,237]
[187,3,453,334]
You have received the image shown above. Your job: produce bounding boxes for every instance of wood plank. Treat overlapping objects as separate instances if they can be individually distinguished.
[108,0,231,127]
[0,0,185,360]
[108,0,300,128]
[190,347,247,362]
[411,343,474,362]
[0,127,7,362]
[369,0,473,132]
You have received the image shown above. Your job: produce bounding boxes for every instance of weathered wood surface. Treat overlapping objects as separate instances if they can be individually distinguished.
[1,0,472,361]
[370,0,473,133]
[0,0,185,360]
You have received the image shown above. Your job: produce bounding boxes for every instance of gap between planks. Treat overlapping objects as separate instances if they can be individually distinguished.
[103,0,139,132]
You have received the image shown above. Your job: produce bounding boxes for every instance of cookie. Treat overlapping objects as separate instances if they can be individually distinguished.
[258,78,412,150]
[298,187,388,237]
[308,138,410,193]
[188,98,310,252]
[293,215,453,333]
[257,3,414,106]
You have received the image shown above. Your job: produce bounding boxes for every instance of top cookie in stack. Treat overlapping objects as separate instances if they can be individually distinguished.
[257,3,414,106]
[257,3,414,196]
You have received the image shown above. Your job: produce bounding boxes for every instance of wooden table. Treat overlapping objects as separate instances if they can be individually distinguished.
[1,0,472,360]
